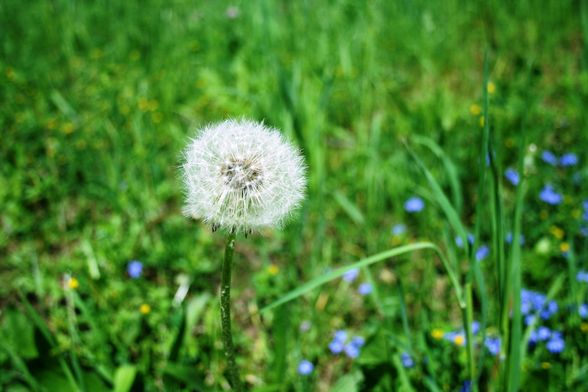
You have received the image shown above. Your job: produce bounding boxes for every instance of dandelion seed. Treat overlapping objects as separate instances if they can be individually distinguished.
[299,320,311,332]
[404,196,424,213]
[182,120,306,233]
[127,260,143,279]
[297,360,314,375]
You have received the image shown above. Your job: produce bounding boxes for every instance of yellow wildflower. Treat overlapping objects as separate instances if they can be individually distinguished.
[541,362,551,369]
[68,277,79,290]
[580,323,588,333]
[139,304,151,315]
[431,329,444,340]
[268,264,280,276]
[560,242,570,253]
[469,104,482,116]
[487,82,496,94]
[454,335,465,346]
[550,226,564,240]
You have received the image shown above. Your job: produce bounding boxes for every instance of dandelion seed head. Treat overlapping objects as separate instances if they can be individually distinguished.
[181,119,306,233]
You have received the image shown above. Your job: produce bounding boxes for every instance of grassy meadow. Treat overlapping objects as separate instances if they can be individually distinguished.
[2,0,588,391]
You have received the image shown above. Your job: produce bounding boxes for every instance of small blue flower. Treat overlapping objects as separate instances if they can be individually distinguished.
[350,336,365,348]
[343,268,359,282]
[391,223,407,236]
[475,245,490,262]
[546,335,565,354]
[541,150,558,166]
[401,352,414,368]
[297,359,314,375]
[579,304,587,319]
[484,337,501,356]
[576,271,588,283]
[127,260,143,279]
[560,153,578,167]
[584,200,588,211]
[460,380,472,392]
[404,196,425,213]
[358,283,372,295]
[540,300,558,320]
[504,168,520,186]
[537,326,551,341]
[539,185,562,205]
[333,330,348,343]
[328,339,344,354]
[471,321,481,335]
[524,314,536,326]
[581,227,588,237]
[344,343,361,358]
[505,232,525,245]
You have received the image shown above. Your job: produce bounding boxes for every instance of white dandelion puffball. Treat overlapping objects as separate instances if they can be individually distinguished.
[181,119,307,232]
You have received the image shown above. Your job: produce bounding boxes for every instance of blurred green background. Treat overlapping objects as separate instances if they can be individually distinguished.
[2,0,588,391]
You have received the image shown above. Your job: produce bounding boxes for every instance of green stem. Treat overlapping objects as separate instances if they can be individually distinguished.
[220,232,242,391]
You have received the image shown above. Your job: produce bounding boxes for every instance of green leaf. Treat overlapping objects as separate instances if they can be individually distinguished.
[113,365,137,392]
[260,242,463,313]
[331,370,364,392]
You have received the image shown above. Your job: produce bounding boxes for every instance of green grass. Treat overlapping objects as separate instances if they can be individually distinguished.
[2,0,588,391]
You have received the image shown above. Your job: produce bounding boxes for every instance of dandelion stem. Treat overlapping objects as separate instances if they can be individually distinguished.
[220,231,242,391]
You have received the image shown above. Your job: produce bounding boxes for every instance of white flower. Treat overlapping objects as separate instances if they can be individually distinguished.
[181,119,306,233]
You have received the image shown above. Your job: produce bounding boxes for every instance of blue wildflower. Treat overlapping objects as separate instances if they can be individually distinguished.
[401,352,415,368]
[404,196,425,213]
[297,359,314,375]
[546,334,565,354]
[350,336,365,348]
[537,326,551,341]
[484,337,501,356]
[579,304,587,319]
[524,314,536,326]
[333,330,348,343]
[460,380,472,392]
[505,232,525,245]
[539,185,562,205]
[471,321,481,335]
[455,233,475,248]
[576,271,588,283]
[541,150,558,166]
[560,153,578,167]
[343,268,359,282]
[358,283,372,295]
[127,260,143,279]
[581,227,588,237]
[391,223,407,236]
[475,245,490,262]
[540,300,558,320]
[504,168,520,186]
[344,343,360,358]
[328,340,344,354]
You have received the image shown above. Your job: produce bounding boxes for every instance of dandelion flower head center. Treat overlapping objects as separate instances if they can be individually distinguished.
[182,119,306,232]
[220,155,263,195]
